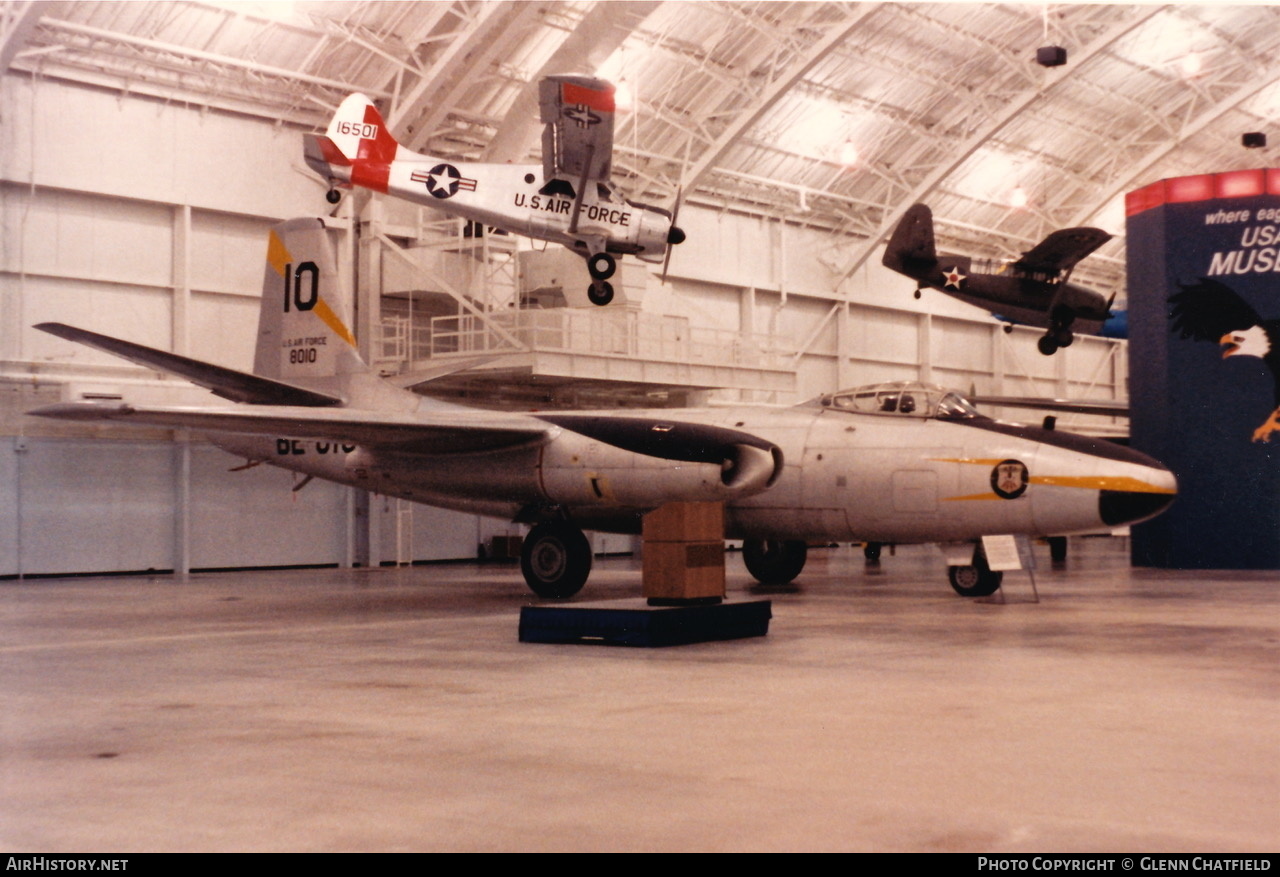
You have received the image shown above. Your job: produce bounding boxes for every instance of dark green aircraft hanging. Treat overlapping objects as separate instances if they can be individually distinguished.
[882,203,1119,355]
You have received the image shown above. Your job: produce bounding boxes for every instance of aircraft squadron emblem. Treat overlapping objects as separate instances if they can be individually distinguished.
[991,459,1029,499]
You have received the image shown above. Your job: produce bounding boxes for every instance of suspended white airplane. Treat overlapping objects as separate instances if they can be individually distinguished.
[303,74,686,306]
[29,219,1176,599]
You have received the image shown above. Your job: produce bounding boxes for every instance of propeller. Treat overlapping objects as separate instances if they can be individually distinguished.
[660,185,685,285]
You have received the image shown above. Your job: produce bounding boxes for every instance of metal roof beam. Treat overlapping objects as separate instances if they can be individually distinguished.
[483,0,660,164]
[832,5,1166,285]
[391,0,543,151]
[0,0,46,72]
[30,16,391,97]
[680,4,880,195]
[1067,66,1280,229]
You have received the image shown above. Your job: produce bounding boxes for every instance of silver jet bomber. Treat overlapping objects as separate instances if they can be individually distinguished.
[30,219,1176,599]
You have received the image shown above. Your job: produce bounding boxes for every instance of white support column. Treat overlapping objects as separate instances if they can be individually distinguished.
[992,324,1007,396]
[836,301,852,391]
[171,206,192,576]
[917,312,933,384]
[354,200,383,568]
[172,204,191,355]
[740,286,756,401]
[174,433,191,577]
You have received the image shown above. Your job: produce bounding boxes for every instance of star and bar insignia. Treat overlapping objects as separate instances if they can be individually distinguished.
[562,104,601,129]
[411,164,477,199]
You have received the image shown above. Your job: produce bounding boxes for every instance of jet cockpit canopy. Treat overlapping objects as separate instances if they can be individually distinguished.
[812,381,981,420]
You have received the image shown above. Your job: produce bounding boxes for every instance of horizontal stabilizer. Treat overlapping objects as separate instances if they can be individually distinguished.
[28,401,554,454]
[35,323,343,407]
[386,355,503,392]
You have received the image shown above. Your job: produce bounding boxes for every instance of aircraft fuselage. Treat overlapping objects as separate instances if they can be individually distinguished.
[305,140,675,262]
[212,399,1174,546]
[907,252,1110,333]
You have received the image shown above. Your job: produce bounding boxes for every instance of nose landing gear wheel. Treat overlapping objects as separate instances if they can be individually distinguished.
[947,551,1003,597]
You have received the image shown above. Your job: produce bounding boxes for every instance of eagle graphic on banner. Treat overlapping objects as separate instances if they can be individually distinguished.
[1169,277,1280,442]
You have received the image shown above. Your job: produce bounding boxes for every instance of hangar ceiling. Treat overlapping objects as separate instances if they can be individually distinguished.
[7,0,1280,298]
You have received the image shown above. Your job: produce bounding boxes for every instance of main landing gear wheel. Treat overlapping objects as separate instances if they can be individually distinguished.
[1039,306,1076,355]
[587,281,614,306]
[587,252,616,281]
[325,189,341,205]
[948,550,1003,598]
[742,538,808,586]
[521,522,592,599]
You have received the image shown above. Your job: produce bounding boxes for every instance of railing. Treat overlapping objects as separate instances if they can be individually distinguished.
[382,308,791,373]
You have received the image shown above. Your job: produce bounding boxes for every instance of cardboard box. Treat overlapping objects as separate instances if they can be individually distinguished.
[642,501,724,543]
[641,540,726,600]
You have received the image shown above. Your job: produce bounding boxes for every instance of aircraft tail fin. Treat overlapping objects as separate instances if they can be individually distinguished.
[256,218,368,395]
[539,74,615,183]
[882,203,938,273]
[304,94,399,193]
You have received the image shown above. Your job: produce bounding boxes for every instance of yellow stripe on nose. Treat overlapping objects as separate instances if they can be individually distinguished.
[1030,475,1176,494]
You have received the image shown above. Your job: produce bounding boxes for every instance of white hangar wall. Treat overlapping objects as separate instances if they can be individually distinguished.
[0,77,509,576]
[0,76,1126,577]
[658,205,1125,405]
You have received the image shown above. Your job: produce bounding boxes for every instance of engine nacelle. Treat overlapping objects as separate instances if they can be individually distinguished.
[536,414,782,509]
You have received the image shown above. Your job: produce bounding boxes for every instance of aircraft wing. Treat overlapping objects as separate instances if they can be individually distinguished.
[1014,227,1111,274]
[539,74,614,185]
[970,394,1129,418]
[35,323,343,407]
[28,401,554,454]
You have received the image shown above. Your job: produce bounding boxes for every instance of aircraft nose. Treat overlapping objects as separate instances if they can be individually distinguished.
[668,226,686,245]
[1098,466,1177,526]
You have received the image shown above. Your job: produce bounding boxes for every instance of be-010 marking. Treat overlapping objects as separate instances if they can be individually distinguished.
[276,439,357,456]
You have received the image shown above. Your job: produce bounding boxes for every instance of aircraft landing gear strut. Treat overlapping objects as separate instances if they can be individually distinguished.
[1037,306,1076,355]
[742,538,808,586]
[521,521,592,599]
[586,251,616,306]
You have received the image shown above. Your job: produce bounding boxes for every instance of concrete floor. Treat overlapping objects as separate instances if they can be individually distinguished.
[1,538,1276,852]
